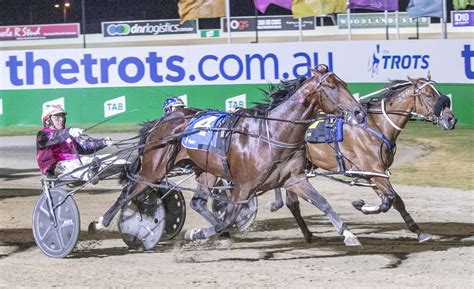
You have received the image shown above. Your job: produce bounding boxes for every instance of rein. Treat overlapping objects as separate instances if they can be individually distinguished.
[363,80,442,131]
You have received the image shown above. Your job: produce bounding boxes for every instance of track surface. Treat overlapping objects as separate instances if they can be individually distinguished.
[0,134,472,288]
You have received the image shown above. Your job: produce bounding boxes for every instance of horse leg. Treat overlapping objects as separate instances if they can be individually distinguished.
[185,187,246,240]
[190,172,222,226]
[352,178,431,242]
[351,177,395,214]
[269,188,284,212]
[285,178,360,246]
[285,191,313,242]
[89,144,177,233]
[393,192,432,243]
[88,179,151,233]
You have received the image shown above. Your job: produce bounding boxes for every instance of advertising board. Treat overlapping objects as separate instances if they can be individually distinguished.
[0,39,472,126]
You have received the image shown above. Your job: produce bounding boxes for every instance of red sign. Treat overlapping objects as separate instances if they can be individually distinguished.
[0,23,80,41]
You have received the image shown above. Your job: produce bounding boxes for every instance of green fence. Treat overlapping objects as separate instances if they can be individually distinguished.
[0,82,472,127]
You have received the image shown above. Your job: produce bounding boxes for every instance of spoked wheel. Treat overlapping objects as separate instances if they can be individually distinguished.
[32,188,80,258]
[211,179,258,232]
[118,190,166,250]
[158,180,186,241]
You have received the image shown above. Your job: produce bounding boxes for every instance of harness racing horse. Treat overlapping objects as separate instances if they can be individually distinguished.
[89,66,367,246]
[271,74,457,243]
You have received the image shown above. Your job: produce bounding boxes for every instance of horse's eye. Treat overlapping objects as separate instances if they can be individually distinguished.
[328,84,336,89]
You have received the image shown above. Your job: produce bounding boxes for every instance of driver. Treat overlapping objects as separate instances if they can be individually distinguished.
[163,97,186,114]
[36,105,114,180]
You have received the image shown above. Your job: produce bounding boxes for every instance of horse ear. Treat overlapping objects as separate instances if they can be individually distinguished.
[427,71,431,81]
[407,76,416,84]
[311,67,319,77]
[317,64,329,73]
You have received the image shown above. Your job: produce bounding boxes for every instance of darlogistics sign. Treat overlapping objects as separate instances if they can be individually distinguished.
[338,12,429,29]
[222,15,315,32]
[102,19,197,37]
[0,39,472,126]
[0,23,80,41]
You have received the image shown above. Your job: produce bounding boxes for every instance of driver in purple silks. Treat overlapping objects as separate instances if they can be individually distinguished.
[36,105,115,180]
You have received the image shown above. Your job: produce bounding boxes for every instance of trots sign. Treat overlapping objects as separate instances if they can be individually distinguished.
[0,23,80,41]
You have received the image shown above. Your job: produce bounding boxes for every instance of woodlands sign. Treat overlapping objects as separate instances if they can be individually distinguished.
[338,12,429,29]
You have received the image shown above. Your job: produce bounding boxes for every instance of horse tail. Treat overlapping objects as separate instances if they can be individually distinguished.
[119,156,141,185]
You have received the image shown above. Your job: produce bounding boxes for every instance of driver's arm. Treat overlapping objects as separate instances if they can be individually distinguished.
[36,129,70,149]
[74,136,108,155]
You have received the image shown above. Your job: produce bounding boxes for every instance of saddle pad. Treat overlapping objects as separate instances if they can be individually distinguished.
[305,117,344,143]
[182,111,228,151]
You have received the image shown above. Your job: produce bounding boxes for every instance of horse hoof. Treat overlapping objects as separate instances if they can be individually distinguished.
[343,230,361,247]
[266,201,281,212]
[352,199,366,211]
[184,228,200,241]
[88,221,98,234]
[344,236,361,247]
[417,232,433,243]
[88,217,105,234]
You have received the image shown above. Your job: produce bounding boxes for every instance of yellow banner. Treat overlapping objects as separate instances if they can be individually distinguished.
[292,0,346,18]
[178,0,226,24]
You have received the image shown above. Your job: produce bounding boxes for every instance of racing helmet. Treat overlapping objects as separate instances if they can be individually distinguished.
[163,97,185,114]
[42,105,67,126]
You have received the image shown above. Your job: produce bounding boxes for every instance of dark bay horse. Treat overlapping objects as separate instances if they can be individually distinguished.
[271,74,457,243]
[89,66,367,246]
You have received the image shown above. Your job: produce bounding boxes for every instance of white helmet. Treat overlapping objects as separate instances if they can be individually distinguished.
[42,105,66,126]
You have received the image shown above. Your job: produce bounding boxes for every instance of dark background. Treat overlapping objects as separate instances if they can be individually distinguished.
[0,0,470,33]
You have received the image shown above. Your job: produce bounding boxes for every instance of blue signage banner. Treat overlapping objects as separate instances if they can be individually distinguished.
[451,10,474,27]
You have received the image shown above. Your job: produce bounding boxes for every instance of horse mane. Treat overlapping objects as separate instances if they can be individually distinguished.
[248,77,307,116]
[360,79,415,105]
[138,119,161,147]
[137,77,306,136]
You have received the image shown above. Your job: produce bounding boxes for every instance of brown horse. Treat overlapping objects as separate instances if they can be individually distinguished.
[89,66,367,246]
[271,74,457,243]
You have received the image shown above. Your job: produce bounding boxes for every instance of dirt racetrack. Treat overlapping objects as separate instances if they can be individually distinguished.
[0,134,473,288]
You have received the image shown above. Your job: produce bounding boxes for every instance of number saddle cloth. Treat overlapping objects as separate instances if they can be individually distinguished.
[305,116,345,172]
[305,116,344,144]
[182,110,241,179]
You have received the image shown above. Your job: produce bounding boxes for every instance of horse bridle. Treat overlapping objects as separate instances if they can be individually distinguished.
[381,79,448,131]
[311,72,355,122]
[412,80,451,125]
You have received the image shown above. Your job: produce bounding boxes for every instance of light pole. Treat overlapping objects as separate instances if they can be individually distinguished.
[54,2,71,23]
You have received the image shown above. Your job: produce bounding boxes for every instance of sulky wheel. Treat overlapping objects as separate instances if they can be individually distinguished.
[32,188,80,258]
[211,179,258,232]
[118,190,166,250]
[157,180,186,241]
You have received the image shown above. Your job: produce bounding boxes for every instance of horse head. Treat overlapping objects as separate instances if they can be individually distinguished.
[306,64,366,125]
[408,74,457,130]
